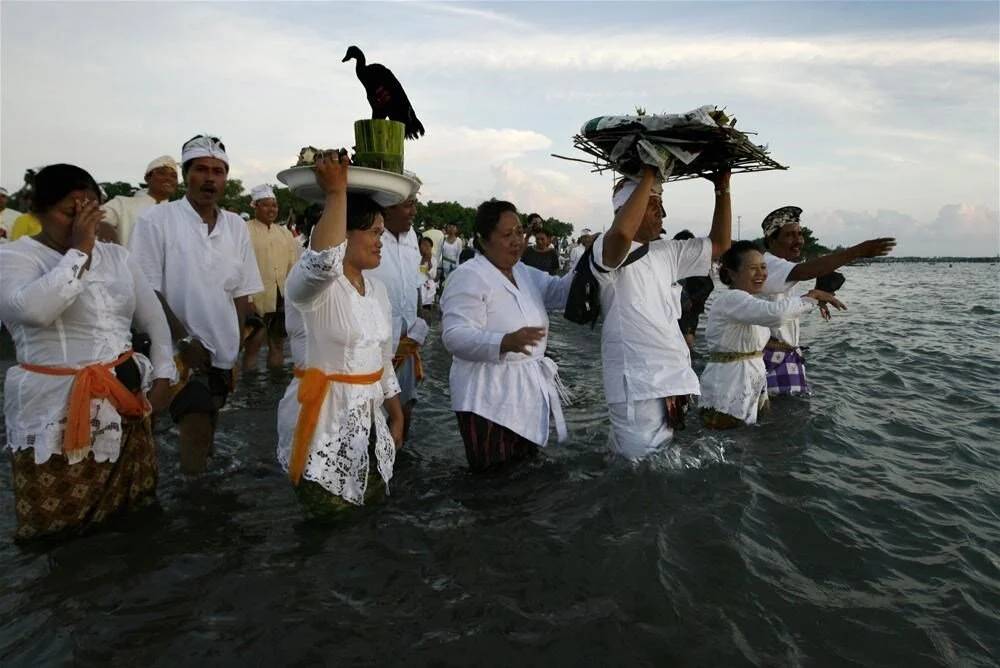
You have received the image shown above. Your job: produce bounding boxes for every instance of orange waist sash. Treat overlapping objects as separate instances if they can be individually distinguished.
[289,366,383,485]
[392,336,424,382]
[20,350,148,456]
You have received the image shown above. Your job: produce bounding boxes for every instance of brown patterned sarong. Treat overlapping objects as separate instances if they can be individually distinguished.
[10,417,158,542]
[455,411,538,472]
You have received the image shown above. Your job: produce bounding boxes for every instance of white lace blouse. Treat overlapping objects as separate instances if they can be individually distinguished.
[276,242,401,504]
[699,289,816,424]
[0,238,176,464]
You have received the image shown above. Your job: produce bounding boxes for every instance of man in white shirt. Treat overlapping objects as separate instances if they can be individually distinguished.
[759,206,895,396]
[0,187,21,242]
[593,167,732,460]
[129,134,263,474]
[100,156,178,246]
[365,189,424,444]
[243,184,300,371]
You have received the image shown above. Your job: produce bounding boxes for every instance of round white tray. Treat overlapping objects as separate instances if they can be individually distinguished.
[276,165,419,206]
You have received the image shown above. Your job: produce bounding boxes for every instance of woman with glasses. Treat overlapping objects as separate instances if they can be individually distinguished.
[276,151,405,515]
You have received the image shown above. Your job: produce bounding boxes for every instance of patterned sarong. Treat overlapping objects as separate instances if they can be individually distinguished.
[455,412,538,472]
[10,417,158,541]
[764,346,810,396]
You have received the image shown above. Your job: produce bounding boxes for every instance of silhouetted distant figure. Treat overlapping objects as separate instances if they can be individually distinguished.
[343,45,425,140]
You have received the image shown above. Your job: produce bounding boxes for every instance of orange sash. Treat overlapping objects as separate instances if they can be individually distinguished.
[20,350,149,455]
[392,336,424,382]
[289,366,383,485]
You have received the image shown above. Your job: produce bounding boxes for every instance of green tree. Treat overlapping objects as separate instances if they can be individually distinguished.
[99,181,138,201]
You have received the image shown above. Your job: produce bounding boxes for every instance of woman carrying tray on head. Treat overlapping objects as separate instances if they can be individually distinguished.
[699,241,842,429]
[276,151,405,514]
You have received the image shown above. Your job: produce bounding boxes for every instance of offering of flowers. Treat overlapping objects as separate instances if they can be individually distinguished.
[554,105,787,182]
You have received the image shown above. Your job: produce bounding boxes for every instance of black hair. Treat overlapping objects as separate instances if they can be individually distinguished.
[719,240,763,287]
[31,164,101,214]
[419,236,433,246]
[346,193,384,231]
[673,229,695,241]
[474,199,518,252]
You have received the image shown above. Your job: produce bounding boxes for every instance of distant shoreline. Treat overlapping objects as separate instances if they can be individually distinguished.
[867,257,998,264]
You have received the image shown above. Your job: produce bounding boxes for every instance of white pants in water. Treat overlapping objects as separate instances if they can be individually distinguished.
[607,398,673,460]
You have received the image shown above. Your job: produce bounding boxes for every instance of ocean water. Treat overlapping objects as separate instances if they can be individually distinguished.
[1,262,998,666]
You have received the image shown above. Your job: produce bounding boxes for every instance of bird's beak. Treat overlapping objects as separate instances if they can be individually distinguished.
[342,56,349,62]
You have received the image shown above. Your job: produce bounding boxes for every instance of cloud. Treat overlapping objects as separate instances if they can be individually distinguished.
[808,204,999,256]
[408,127,552,163]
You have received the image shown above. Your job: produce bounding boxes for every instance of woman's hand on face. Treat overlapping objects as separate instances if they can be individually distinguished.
[313,149,350,195]
[69,198,103,255]
[500,326,546,355]
[147,378,173,414]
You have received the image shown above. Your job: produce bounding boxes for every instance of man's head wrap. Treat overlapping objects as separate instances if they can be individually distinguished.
[612,178,663,213]
[181,134,229,168]
[580,228,593,236]
[250,184,275,203]
[762,206,802,238]
[145,155,178,177]
[0,187,7,196]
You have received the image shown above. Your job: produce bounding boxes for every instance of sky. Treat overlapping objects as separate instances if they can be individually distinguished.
[1,0,998,256]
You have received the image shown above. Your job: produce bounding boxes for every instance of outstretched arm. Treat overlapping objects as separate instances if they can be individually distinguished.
[788,238,896,281]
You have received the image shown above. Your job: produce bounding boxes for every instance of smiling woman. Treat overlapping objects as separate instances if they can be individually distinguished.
[276,152,405,516]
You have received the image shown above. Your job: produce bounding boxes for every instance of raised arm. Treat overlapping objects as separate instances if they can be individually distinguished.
[602,167,657,268]
[707,171,732,260]
[0,199,101,328]
[308,150,349,252]
[787,238,896,282]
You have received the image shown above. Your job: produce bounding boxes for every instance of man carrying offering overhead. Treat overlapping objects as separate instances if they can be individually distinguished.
[129,134,263,474]
[592,167,732,460]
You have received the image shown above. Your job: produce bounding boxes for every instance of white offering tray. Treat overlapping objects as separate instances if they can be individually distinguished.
[276,165,419,206]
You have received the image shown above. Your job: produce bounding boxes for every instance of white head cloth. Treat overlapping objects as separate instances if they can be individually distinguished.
[250,184,275,203]
[612,178,662,213]
[145,155,178,176]
[580,228,593,236]
[181,135,229,167]
[0,187,8,196]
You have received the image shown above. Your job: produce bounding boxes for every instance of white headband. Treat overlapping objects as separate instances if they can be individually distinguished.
[181,135,229,167]
[612,178,662,213]
[145,155,178,176]
[250,184,275,203]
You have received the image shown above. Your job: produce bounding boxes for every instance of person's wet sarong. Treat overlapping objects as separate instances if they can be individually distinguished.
[10,417,158,541]
[455,411,538,471]
[764,341,810,396]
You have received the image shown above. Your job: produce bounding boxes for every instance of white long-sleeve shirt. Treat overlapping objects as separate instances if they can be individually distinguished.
[441,255,574,446]
[277,242,401,504]
[0,238,175,464]
[364,228,421,346]
[129,198,263,369]
[592,234,712,405]
[700,289,816,424]
[759,252,811,347]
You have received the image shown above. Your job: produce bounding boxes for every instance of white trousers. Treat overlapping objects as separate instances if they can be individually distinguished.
[607,398,674,460]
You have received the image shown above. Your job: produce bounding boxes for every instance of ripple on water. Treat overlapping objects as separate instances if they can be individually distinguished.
[1,263,999,664]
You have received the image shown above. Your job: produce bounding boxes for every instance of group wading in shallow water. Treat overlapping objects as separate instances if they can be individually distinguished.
[0,124,897,539]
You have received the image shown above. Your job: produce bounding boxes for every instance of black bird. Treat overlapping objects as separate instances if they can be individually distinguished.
[343,45,425,140]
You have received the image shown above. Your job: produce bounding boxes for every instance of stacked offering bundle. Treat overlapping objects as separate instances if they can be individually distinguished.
[560,105,786,182]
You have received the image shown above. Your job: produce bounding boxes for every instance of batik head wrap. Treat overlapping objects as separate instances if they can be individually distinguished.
[762,206,802,238]
[180,134,229,169]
